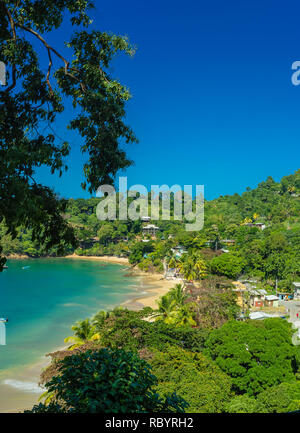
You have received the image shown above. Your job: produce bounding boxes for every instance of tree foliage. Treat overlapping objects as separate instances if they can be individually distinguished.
[0,0,137,269]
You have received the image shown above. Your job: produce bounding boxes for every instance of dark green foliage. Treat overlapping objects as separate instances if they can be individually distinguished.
[0,1,137,269]
[92,308,209,353]
[27,348,188,413]
[209,253,245,279]
[205,319,299,396]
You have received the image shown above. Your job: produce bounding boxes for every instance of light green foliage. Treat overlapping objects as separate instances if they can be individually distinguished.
[255,382,300,413]
[151,345,233,413]
[225,395,258,413]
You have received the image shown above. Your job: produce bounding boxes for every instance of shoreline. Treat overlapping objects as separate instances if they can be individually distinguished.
[63,254,181,310]
[2,255,180,412]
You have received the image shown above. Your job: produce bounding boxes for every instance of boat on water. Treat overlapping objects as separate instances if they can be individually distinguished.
[22,266,30,270]
[3,265,8,269]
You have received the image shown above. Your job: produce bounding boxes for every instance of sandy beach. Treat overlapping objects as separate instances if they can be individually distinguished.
[1,255,180,412]
[64,254,181,309]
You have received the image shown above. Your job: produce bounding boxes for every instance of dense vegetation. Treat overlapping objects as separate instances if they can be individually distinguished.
[28,306,300,413]
[2,170,300,413]
[2,170,300,294]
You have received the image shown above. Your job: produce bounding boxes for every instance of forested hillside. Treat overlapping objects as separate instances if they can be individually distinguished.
[1,170,299,292]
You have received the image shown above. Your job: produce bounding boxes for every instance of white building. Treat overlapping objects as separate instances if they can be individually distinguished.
[142,224,159,236]
[293,282,300,299]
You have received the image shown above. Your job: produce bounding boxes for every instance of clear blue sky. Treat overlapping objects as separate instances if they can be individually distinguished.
[36,0,300,200]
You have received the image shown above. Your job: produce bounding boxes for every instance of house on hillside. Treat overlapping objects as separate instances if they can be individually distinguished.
[171,245,188,258]
[293,282,300,299]
[232,281,248,308]
[249,289,267,307]
[278,292,294,301]
[244,222,266,230]
[265,295,279,308]
[220,239,236,246]
[141,216,151,223]
[142,224,159,237]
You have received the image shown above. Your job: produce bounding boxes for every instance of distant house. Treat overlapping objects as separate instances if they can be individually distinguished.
[244,222,266,230]
[220,239,236,246]
[238,278,259,290]
[232,281,248,308]
[171,245,188,258]
[278,292,294,301]
[265,295,279,308]
[293,282,300,299]
[141,216,151,223]
[142,224,159,237]
[249,289,267,307]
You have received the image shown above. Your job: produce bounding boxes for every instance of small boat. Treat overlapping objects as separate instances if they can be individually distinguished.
[0,318,8,323]
[3,265,8,269]
[22,266,30,270]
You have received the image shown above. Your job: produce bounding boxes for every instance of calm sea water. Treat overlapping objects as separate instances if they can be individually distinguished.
[0,258,143,411]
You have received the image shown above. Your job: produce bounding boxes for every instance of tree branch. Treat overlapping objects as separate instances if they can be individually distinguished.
[4,6,17,93]
[15,22,87,93]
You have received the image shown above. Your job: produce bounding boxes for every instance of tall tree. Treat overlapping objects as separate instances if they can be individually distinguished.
[0,1,137,269]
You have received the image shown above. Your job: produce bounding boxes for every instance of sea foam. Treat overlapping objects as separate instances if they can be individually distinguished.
[3,379,45,393]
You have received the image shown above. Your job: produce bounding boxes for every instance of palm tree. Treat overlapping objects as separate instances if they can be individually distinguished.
[177,257,197,281]
[174,304,197,327]
[168,284,187,307]
[92,310,110,332]
[155,294,177,324]
[193,255,207,279]
[64,319,100,350]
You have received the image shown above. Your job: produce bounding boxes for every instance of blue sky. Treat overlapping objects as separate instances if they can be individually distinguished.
[36,0,300,200]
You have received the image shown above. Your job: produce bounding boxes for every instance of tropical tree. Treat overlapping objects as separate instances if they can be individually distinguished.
[0,0,137,270]
[155,295,177,325]
[168,284,187,307]
[205,319,299,396]
[177,252,207,281]
[64,319,100,350]
[27,349,188,413]
[174,304,197,327]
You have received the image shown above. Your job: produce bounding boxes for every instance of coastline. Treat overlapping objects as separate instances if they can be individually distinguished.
[1,255,180,412]
[63,254,181,309]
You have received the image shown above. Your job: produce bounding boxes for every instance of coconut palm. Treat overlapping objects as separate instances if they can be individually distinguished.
[174,304,197,327]
[177,257,197,281]
[155,294,177,324]
[193,255,207,279]
[64,319,100,350]
[168,284,187,307]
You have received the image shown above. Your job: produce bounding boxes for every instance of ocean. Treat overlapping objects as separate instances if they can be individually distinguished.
[0,258,144,412]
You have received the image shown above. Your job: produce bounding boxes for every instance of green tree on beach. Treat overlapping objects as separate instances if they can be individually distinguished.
[0,0,137,270]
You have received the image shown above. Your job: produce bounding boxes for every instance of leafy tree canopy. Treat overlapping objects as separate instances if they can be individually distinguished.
[205,319,299,396]
[0,0,137,269]
[27,348,187,413]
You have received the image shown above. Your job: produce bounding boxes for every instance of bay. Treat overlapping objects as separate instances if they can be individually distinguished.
[0,258,143,412]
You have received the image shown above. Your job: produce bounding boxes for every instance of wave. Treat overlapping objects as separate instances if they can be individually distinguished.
[3,379,45,394]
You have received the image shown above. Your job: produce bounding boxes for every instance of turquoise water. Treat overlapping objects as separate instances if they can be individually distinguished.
[0,258,141,401]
